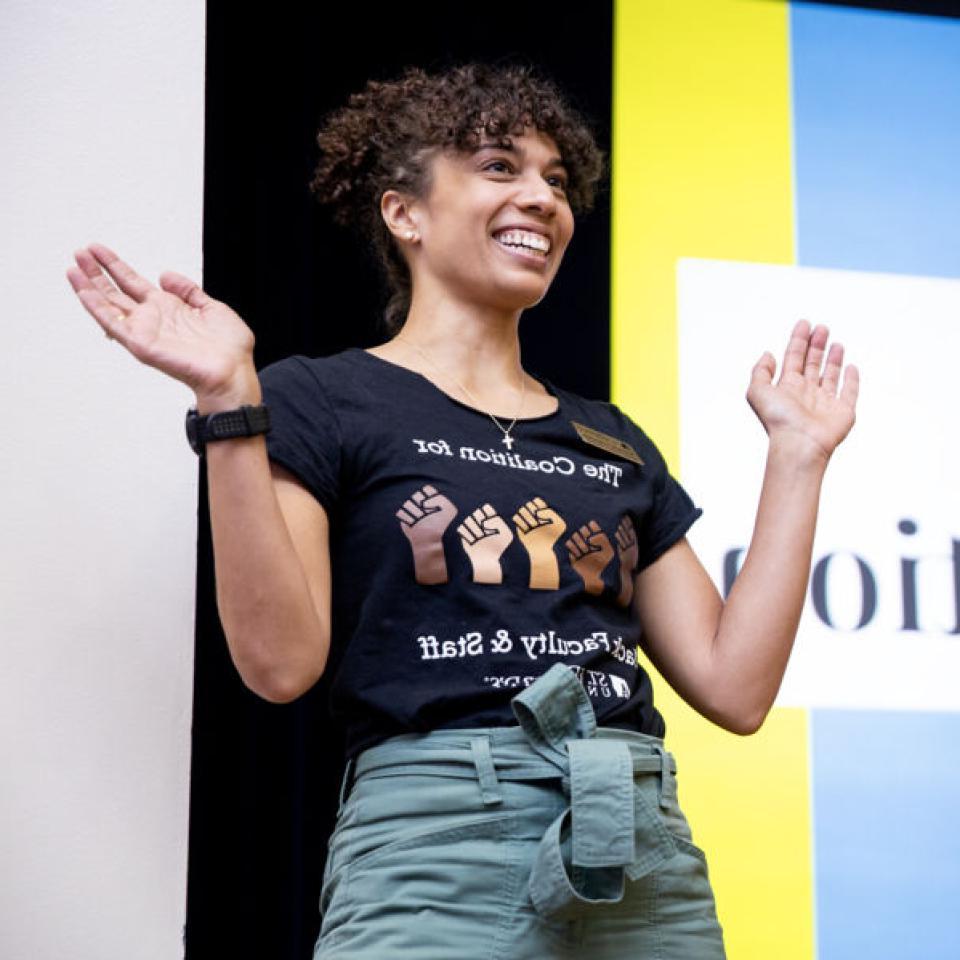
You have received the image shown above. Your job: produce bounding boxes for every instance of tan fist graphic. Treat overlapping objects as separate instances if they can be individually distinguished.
[396,484,458,585]
[566,520,615,596]
[513,497,567,590]
[458,504,514,584]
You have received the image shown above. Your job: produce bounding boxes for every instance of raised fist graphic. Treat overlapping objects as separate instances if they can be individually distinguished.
[614,515,639,607]
[513,496,567,590]
[566,520,615,596]
[396,484,458,585]
[458,503,514,584]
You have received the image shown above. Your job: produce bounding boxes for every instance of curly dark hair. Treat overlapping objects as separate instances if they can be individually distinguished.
[309,63,605,332]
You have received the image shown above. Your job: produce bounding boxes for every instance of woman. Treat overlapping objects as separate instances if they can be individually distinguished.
[67,64,857,959]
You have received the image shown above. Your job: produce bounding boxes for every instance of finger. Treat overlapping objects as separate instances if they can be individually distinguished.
[750,351,776,388]
[72,283,132,343]
[615,517,630,546]
[572,530,588,552]
[66,264,100,299]
[839,363,860,408]
[72,249,139,313]
[480,503,496,519]
[463,516,483,539]
[821,342,844,395]
[532,496,547,510]
[780,319,811,380]
[587,520,601,534]
[396,507,415,525]
[803,324,829,382]
[159,270,213,309]
[87,243,154,301]
[517,505,537,528]
[422,484,438,497]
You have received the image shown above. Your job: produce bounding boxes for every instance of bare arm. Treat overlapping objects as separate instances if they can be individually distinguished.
[203,430,332,701]
[634,321,859,734]
[67,243,330,701]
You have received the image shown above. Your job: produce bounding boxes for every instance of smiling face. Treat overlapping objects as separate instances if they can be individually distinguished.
[398,129,575,314]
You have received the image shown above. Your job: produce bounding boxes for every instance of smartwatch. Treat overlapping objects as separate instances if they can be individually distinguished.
[185,404,271,455]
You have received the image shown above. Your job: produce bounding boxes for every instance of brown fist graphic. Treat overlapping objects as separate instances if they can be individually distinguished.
[566,520,615,596]
[396,484,457,585]
[615,515,639,607]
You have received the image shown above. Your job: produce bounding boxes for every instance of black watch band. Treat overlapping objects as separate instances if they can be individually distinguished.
[185,404,271,455]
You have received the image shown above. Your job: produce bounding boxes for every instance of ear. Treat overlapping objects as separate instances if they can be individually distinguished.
[380,190,421,244]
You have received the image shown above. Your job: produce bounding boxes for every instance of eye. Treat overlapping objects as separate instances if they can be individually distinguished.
[482,159,514,175]
[546,173,569,192]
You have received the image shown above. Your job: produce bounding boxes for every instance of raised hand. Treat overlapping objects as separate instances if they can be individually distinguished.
[66,243,258,408]
[747,320,859,462]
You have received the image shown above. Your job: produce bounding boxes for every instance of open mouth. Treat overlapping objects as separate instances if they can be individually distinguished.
[492,228,551,260]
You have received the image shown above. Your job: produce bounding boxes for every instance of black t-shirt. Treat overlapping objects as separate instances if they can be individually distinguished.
[258,348,701,758]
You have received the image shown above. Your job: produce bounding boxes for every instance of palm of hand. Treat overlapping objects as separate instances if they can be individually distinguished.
[67,243,253,396]
[747,321,859,461]
[121,294,252,394]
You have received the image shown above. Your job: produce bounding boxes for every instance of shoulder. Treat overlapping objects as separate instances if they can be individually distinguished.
[545,380,668,471]
[258,349,387,414]
[258,349,359,391]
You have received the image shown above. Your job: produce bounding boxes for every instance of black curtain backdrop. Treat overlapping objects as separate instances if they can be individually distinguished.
[186,4,614,958]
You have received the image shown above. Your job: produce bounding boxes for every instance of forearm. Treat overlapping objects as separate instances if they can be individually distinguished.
[65,244,331,699]
[636,322,857,734]
[710,436,827,729]
[200,378,329,702]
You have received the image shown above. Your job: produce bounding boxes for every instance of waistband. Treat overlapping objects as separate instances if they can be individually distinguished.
[347,664,681,919]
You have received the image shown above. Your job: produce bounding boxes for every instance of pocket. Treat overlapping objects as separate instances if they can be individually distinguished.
[653,837,726,958]
[319,812,520,955]
[347,810,516,875]
[656,772,708,858]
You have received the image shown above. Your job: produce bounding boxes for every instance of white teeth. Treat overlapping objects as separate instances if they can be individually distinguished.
[494,229,550,254]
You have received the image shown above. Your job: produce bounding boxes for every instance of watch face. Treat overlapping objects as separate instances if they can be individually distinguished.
[185,410,203,455]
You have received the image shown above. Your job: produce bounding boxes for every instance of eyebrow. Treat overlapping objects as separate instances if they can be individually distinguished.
[475,141,566,169]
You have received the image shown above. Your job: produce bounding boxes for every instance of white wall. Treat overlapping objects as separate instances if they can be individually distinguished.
[0,2,204,957]
[678,259,960,711]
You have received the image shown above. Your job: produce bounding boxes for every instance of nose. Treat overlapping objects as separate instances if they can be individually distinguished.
[516,170,557,216]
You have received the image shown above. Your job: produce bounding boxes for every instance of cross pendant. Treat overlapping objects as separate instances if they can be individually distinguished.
[502,434,515,451]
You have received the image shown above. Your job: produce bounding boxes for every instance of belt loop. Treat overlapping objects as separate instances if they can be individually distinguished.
[470,736,503,806]
[653,745,671,810]
[337,757,355,816]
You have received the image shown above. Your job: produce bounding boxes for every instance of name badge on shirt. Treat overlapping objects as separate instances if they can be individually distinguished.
[570,421,645,466]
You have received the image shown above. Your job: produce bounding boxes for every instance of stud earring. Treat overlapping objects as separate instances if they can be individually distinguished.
[405,230,418,242]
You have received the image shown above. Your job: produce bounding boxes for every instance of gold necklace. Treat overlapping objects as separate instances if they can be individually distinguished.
[396,335,527,451]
